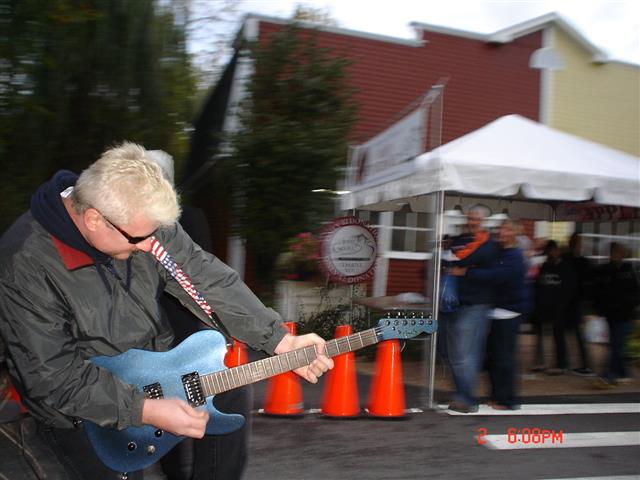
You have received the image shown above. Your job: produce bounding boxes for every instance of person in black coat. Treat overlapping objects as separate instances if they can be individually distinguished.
[562,233,595,376]
[535,240,574,374]
[593,242,639,386]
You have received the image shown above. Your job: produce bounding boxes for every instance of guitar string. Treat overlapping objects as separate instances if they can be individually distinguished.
[202,317,431,395]
[202,327,384,395]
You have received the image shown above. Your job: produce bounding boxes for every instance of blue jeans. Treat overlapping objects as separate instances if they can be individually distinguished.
[446,304,492,406]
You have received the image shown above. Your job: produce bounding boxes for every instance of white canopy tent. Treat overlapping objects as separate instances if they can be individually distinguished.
[342,114,640,212]
[340,114,639,409]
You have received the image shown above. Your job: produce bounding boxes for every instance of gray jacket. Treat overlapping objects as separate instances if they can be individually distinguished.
[0,212,286,430]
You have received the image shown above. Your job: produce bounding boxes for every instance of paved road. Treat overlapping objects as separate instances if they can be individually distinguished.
[1,375,638,479]
[244,376,640,480]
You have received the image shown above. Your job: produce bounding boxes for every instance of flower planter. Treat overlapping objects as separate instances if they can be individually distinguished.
[275,280,367,324]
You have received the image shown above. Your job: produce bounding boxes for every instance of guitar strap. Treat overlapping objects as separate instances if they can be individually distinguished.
[150,236,232,345]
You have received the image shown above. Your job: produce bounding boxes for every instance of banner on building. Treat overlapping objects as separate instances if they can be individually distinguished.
[556,203,640,222]
[347,104,427,189]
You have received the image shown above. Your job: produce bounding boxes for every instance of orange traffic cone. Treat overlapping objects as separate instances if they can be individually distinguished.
[262,322,304,415]
[321,324,360,417]
[225,339,248,367]
[366,339,406,417]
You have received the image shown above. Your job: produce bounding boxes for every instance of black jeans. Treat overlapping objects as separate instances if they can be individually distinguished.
[604,319,632,381]
[488,315,523,407]
[161,386,253,480]
[566,303,591,370]
[34,385,251,480]
[537,305,568,369]
[36,420,142,480]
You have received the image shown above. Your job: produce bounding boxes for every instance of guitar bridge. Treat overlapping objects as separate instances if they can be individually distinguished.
[182,372,205,407]
[143,382,164,399]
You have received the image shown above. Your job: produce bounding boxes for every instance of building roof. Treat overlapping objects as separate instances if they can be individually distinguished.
[411,12,608,63]
[240,13,424,47]
[242,12,637,68]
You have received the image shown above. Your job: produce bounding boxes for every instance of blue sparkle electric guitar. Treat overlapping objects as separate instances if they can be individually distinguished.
[85,312,436,473]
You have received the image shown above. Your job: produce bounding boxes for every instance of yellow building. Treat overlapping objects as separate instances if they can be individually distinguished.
[498,13,640,156]
[553,27,639,156]
[493,13,640,261]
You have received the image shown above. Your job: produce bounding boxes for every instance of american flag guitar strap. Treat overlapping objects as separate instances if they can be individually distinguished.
[149,236,231,343]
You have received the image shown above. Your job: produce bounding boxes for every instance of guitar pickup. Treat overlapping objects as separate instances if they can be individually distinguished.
[182,372,206,407]
[143,382,164,399]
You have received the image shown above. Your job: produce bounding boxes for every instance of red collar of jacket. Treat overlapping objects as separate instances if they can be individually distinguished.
[51,235,95,270]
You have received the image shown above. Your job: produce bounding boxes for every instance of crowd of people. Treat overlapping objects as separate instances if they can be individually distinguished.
[441,207,639,413]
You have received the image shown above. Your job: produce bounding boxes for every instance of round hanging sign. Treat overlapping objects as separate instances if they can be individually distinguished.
[320,216,377,284]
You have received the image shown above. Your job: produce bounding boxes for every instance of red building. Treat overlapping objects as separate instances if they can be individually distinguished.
[186,14,546,293]
[255,16,541,145]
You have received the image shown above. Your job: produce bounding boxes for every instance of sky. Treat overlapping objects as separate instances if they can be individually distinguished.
[229,0,640,65]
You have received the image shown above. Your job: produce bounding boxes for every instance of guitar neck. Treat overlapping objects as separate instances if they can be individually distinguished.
[200,327,380,397]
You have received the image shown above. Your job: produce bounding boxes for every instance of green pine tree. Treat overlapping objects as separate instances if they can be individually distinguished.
[0,0,197,232]
[231,24,357,294]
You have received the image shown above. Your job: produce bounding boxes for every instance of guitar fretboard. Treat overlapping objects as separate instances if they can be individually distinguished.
[200,327,379,396]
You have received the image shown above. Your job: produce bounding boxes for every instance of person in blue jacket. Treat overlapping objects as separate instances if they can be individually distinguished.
[444,206,498,413]
[450,219,530,410]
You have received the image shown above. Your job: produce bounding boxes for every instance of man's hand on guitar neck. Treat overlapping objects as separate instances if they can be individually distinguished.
[274,333,334,384]
[141,398,209,438]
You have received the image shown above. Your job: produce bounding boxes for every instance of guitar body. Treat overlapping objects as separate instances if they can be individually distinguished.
[85,330,244,473]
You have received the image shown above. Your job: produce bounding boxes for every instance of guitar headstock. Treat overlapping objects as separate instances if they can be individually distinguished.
[376,310,437,340]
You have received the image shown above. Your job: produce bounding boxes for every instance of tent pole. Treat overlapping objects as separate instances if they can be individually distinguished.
[424,83,446,410]
[425,189,446,409]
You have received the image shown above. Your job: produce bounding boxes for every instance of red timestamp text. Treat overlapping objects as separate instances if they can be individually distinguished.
[507,427,564,444]
[477,427,564,445]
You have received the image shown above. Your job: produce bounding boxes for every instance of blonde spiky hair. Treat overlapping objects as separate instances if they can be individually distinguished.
[72,142,181,226]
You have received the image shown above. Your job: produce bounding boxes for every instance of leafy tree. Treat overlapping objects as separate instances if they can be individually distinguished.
[231,24,357,294]
[292,4,338,26]
[0,0,197,232]
[176,0,239,91]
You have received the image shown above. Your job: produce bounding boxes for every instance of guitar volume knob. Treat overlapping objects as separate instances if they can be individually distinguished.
[155,429,163,437]
[127,442,137,451]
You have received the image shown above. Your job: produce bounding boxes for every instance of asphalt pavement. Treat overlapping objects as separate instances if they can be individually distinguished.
[245,374,640,480]
[1,331,638,479]
[242,331,640,480]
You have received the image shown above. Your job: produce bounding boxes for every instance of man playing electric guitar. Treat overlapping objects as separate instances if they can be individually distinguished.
[0,142,333,479]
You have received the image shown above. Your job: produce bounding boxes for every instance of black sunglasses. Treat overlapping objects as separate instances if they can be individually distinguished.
[101,213,157,244]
